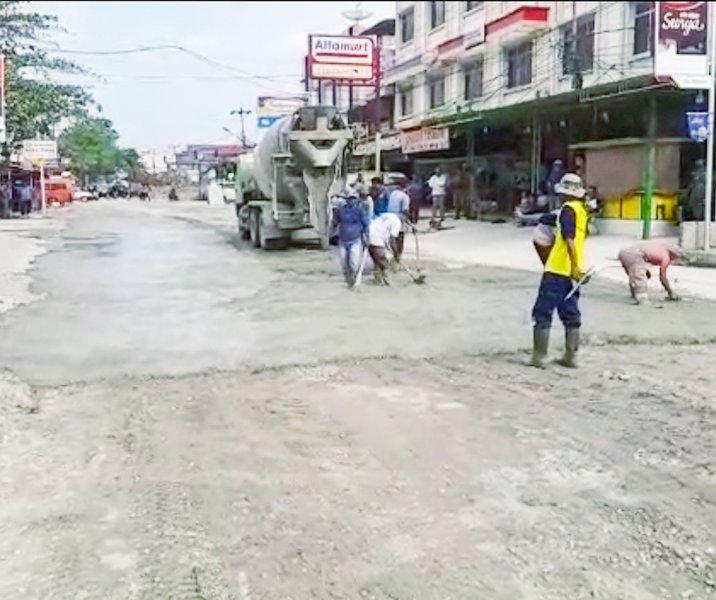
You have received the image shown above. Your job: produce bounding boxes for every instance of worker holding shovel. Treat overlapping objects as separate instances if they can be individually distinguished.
[529,173,590,369]
[334,188,370,288]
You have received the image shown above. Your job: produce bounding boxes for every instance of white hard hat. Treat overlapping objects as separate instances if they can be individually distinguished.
[554,173,586,199]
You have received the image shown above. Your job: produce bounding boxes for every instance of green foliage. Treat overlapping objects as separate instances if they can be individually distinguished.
[59,118,120,178]
[1,1,92,142]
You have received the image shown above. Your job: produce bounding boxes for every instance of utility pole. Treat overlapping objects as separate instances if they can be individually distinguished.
[704,3,716,250]
[230,108,252,148]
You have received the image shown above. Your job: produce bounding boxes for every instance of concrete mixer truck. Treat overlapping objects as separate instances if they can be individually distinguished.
[235,105,353,250]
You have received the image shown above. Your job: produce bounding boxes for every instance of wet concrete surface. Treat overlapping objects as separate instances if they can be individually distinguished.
[2,201,716,598]
[1,202,716,386]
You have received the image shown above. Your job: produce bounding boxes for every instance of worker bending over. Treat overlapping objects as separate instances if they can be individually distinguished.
[530,173,589,369]
[368,212,402,286]
[617,240,684,304]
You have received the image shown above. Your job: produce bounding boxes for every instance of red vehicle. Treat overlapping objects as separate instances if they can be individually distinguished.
[45,178,74,206]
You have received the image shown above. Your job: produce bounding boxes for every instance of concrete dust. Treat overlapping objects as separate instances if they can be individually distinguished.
[1,201,715,598]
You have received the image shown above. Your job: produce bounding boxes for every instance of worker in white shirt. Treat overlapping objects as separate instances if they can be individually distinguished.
[428,166,447,228]
[368,212,402,286]
[386,177,410,263]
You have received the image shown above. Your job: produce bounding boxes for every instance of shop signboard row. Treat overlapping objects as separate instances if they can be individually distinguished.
[353,127,450,156]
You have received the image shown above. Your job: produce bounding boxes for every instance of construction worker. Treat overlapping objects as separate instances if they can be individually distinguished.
[530,173,589,369]
[386,176,410,263]
[617,240,684,304]
[334,188,370,287]
[368,212,402,286]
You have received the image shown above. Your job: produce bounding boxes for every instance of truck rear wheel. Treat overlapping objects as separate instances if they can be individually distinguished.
[249,209,261,248]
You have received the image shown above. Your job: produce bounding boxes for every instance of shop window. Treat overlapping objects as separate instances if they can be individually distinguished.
[464,60,484,100]
[430,1,446,29]
[399,85,414,116]
[633,1,654,56]
[506,41,532,88]
[428,74,445,109]
[399,7,414,43]
[465,1,483,11]
[561,13,595,75]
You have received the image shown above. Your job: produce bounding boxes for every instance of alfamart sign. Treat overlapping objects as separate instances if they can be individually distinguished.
[308,35,377,82]
[655,1,710,89]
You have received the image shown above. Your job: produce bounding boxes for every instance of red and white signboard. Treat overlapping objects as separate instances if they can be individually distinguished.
[655,1,710,89]
[308,35,377,82]
[400,128,450,154]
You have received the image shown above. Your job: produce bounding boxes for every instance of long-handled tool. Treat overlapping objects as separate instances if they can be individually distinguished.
[397,258,427,284]
[387,240,426,285]
[564,266,597,301]
[351,246,369,290]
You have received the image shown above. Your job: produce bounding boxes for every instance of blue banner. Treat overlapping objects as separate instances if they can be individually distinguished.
[257,116,281,129]
[687,111,709,142]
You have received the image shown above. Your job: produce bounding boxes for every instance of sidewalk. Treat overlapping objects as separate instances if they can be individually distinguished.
[406,218,716,302]
[0,214,66,314]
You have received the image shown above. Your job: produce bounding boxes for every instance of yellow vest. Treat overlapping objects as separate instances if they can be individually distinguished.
[545,200,588,277]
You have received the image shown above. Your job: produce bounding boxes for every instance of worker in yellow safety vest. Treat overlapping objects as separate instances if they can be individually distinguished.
[529,173,589,369]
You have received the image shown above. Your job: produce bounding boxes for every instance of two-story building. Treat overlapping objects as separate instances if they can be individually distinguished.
[378,1,703,234]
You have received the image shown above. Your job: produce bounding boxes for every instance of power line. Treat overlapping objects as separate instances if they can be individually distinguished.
[41,43,301,86]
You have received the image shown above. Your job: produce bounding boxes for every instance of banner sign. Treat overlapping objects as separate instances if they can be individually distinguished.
[687,111,709,141]
[308,35,377,82]
[21,139,58,162]
[400,127,450,154]
[256,95,307,129]
[353,134,402,156]
[655,1,710,89]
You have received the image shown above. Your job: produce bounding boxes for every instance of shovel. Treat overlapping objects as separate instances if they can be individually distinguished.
[351,246,369,290]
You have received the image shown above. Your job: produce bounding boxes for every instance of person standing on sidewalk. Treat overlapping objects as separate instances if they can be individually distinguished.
[529,173,589,369]
[334,188,370,287]
[407,173,425,224]
[428,166,447,228]
[452,163,470,220]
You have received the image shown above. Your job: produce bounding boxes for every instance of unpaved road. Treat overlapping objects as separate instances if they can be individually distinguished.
[1,201,715,599]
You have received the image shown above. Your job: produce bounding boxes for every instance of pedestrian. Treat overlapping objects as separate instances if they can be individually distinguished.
[334,188,370,287]
[370,176,388,216]
[386,176,410,263]
[529,173,589,369]
[20,185,32,216]
[368,212,402,286]
[407,173,425,224]
[428,166,447,228]
[617,240,684,304]
[0,183,10,219]
[452,163,470,220]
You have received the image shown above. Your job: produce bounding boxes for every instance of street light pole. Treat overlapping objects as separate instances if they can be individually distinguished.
[230,108,252,148]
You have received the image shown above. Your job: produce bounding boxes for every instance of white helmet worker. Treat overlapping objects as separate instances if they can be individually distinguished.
[554,173,586,199]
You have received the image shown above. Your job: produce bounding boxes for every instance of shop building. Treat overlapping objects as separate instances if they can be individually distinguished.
[368,1,706,237]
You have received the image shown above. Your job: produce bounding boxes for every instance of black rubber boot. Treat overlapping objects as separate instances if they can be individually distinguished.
[557,328,580,368]
[528,328,550,368]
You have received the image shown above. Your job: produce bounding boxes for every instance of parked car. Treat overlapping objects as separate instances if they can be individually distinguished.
[108,181,129,198]
[74,189,98,202]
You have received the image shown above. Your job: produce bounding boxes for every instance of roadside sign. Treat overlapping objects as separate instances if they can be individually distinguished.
[308,34,377,82]
[687,111,709,141]
[21,139,58,162]
[257,116,282,129]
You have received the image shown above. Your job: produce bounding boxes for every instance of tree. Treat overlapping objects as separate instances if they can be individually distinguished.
[58,117,123,184]
[1,1,93,144]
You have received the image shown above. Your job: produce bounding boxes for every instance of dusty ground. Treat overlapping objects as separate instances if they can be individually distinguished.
[0,200,715,599]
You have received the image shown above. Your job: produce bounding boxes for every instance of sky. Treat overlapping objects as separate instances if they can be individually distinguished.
[33,1,394,153]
